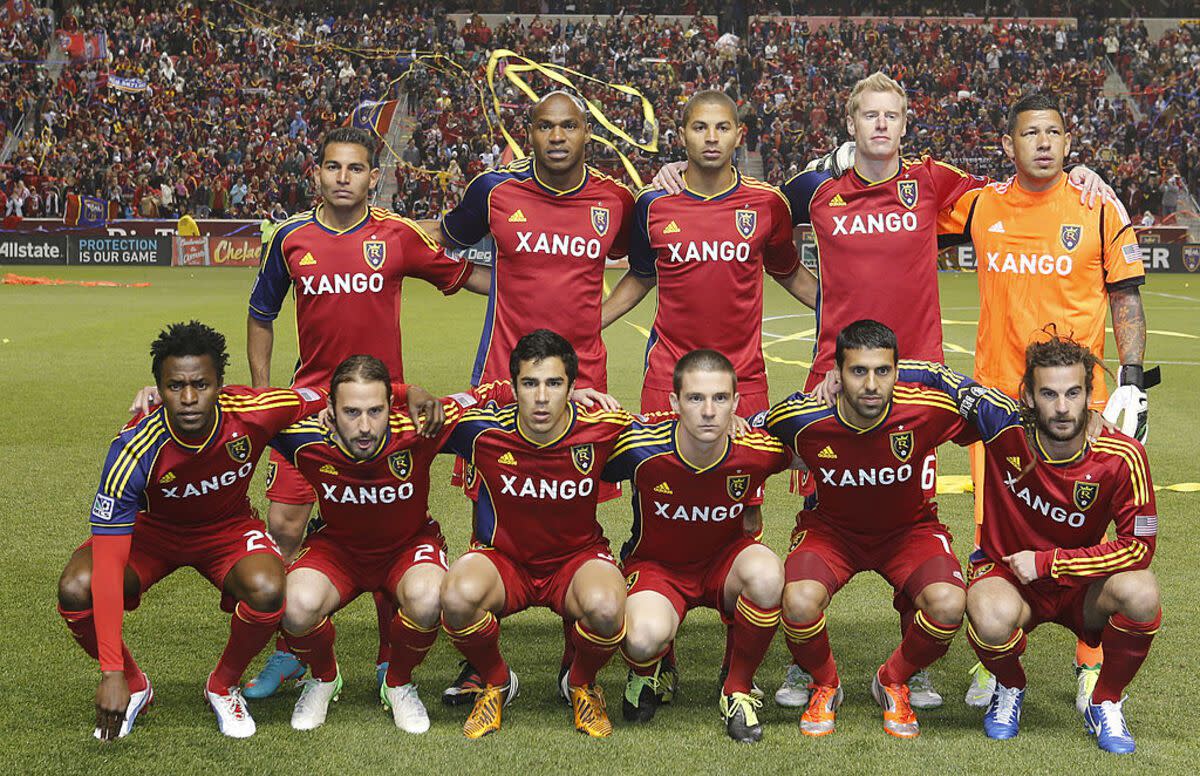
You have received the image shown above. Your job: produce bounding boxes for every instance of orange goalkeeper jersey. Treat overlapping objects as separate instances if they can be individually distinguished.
[940,173,1144,403]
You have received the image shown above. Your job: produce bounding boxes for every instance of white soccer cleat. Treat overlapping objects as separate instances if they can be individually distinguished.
[93,675,154,740]
[206,679,257,738]
[291,672,344,731]
[964,662,997,708]
[774,664,812,708]
[1075,663,1101,715]
[381,682,431,734]
[908,669,944,709]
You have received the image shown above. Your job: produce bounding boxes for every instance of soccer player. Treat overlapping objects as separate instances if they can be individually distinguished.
[939,92,1150,710]
[762,320,976,739]
[602,350,791,743]
[245,126,485,696]
[438,330,632,738]
[57,322,328,740]
[898,338,1160,754]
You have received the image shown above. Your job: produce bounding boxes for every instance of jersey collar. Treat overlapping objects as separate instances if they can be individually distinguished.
[516,402,577,448]
[531,161,588,197]
[681,167,741,201]
[314,203,371,235]
[164,404,223,453]
[834,396,891,434]
[851,158,904,187]
[1032,429,1088,465]
[672,420,730,473]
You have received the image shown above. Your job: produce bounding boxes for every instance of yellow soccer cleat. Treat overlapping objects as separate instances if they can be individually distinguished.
[570,684,613,738]
[462,670,518,740]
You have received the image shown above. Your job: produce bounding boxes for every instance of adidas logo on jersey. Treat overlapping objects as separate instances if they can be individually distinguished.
[662,220,680,234]
[988,221,1006,234]
[299,252,317,266]
[828,194,847,207]
[320,464,339,476]
[508,209,527,223]
[498,451,518,466]
[159,472,176,484]
[1007,455,1022,470]
[653,482,673,495]
[818,445,838,460]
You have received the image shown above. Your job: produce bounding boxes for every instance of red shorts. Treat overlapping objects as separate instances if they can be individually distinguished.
[967,552,1100,646]
[623,536,760,623]
[468,541,617,617]
[82,513,282,612]
[266,448,316,505]
[785,514,966,601]
[291,524,448,607]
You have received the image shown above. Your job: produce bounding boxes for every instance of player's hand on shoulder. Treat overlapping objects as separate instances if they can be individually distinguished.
[571,387,622,412]
[727,414,752,439]
[1001,551,1039,585]
[129,385,160,416]
[95,671,130,742]
[1067,164,1115,209]
[651,161,688,194]
[813,370,841,407]
[803,141,855,178]
[1086,409,1120,443]
[408,385,445,437]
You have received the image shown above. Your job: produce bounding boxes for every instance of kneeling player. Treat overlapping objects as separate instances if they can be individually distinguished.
[899,337,1160,754]
[603,350,790,742]
[763,321,975,738]
[57,322,327,739]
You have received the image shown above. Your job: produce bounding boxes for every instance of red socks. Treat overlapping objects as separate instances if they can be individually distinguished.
[782,614,838,687]
[878,610,960,685]
[568,620,625,687]
[385,611,438,687]
[283,616,338,682]
[967,622,1028,689]
[444,612,508,686]
[373,591,397,666]
[209,602,284,692]
[723,596,781,695]
[1092,610,1161,703]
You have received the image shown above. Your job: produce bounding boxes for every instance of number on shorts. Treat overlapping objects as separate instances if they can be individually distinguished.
[413,543,447,567]
[921,453,937,492]
[243,529,279,554]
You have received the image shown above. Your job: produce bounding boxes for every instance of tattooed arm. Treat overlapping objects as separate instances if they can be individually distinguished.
[1109,285,1147,367]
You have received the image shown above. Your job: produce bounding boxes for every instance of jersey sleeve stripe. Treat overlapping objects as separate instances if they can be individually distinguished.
[1092,438,1151,505]
[104,418,165,497]
[1051,542,1148,577]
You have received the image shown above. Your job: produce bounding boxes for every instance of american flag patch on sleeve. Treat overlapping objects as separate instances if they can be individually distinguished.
[297,388,320,401]
[448,392,478,409]
[1122,243,1143,265]
[1134,514,1158,537]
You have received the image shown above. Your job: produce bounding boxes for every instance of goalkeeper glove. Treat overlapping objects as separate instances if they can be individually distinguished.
[803,141,855,178]
[1102,365,1160,443]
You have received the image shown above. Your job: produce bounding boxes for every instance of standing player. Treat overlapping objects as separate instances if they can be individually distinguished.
[938,93,1151,709]
[438,330,632,739]
[57,322,328,740]
[898,340,1160,754]
[245,127,485,696]
[762,320,976,739]
[602,350,791,743]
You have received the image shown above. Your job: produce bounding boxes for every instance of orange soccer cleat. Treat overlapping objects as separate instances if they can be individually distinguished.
[871,669,920,739]
[800,683,843,737]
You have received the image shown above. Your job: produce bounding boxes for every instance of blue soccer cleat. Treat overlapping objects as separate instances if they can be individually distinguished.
[982,683,1024,740]
[1084,696,1136,754]
[376,662,389,694]
[243,650,306,699]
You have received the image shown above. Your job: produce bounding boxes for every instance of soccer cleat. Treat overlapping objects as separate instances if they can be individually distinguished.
[381,682,430,734]
[721,692,764,743]
[622,670,661,723]
[558,664,571,705]
[291,672,343,731]
[964,662,997,708]
[800,683,843,737]
[717,666,765,701]
[206,677,257,738]
[570,684,613,738]
[1084,696,1136,754]
[871,669,920,739]
[376,662,389,694]
[442,660,484,707]
[907,669,944,709]
[243,650,305,699]
[1074,663,1101,715]
[462,669,519,739]
[982,683,1023,740]
[774,664,812,708]
[657,654,679,704]
[93,675,154,740]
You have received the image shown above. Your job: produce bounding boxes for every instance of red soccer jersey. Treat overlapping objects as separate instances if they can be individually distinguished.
[88,387,328,536]
[762,383,973,538]
[248,205,473,388]
[629,170,799,394]
[443,402,633,569]
[602,418,790,566]
[897,362,1157,586]
[783,157,987,384]
[439,158,634,389]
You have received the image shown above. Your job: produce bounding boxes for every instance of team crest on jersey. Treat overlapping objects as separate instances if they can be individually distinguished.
[226,436,252,463]
[625,570,639,591]
[727,474,750,501]
[1060,225,1082,252]
[889,430,914,463]
[789,529,807,553]
[1073,481,1100,511]
[1183,245,1200,273]
[362,240,386,270]
[389,450,413,481]
[571,444,595,475]
[590,206,610,237]
[971,562,995,581]
[735,209,757,240]
[265,461,278,489]
[897,179,919,209]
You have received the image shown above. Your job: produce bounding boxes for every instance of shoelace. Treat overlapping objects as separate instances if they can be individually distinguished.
[1095,700,1130,737]
[968,662,992,687]
[220,688,250,720]
[909,670,934,693]
[784,664,809,688]
[990,687,1021,725]
[728,692,763,724]
[808,685,838,713]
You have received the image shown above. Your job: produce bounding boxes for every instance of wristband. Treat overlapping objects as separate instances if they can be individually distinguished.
[1118,364,1144,390]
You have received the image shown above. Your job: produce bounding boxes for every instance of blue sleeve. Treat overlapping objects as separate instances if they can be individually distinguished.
[441,411,494,458]
[248,222,297,321]
[440,171,502,249]
[89,431,162,536]
[601,425,646,483]
[762,391,824,448]
[896,360,1023,440]
[627,190,660,279]
[781,170,829,226]
[268,421,324,465]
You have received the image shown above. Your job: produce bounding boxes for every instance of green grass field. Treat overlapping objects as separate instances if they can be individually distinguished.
[2,266,1197,773]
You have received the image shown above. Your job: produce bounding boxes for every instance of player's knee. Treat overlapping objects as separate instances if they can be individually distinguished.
[578,586,624,634]
[282,584,326,633]
[57,564,92,611]
[782,582,826,623]
[241,569,286,613]
[739,555,784,608]
[966,598,1020,644]
[400,575,443,627]
[440,569,487,617]
[623,610,671,659]
[918,584,966,626]
[1109,570,1161,621]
